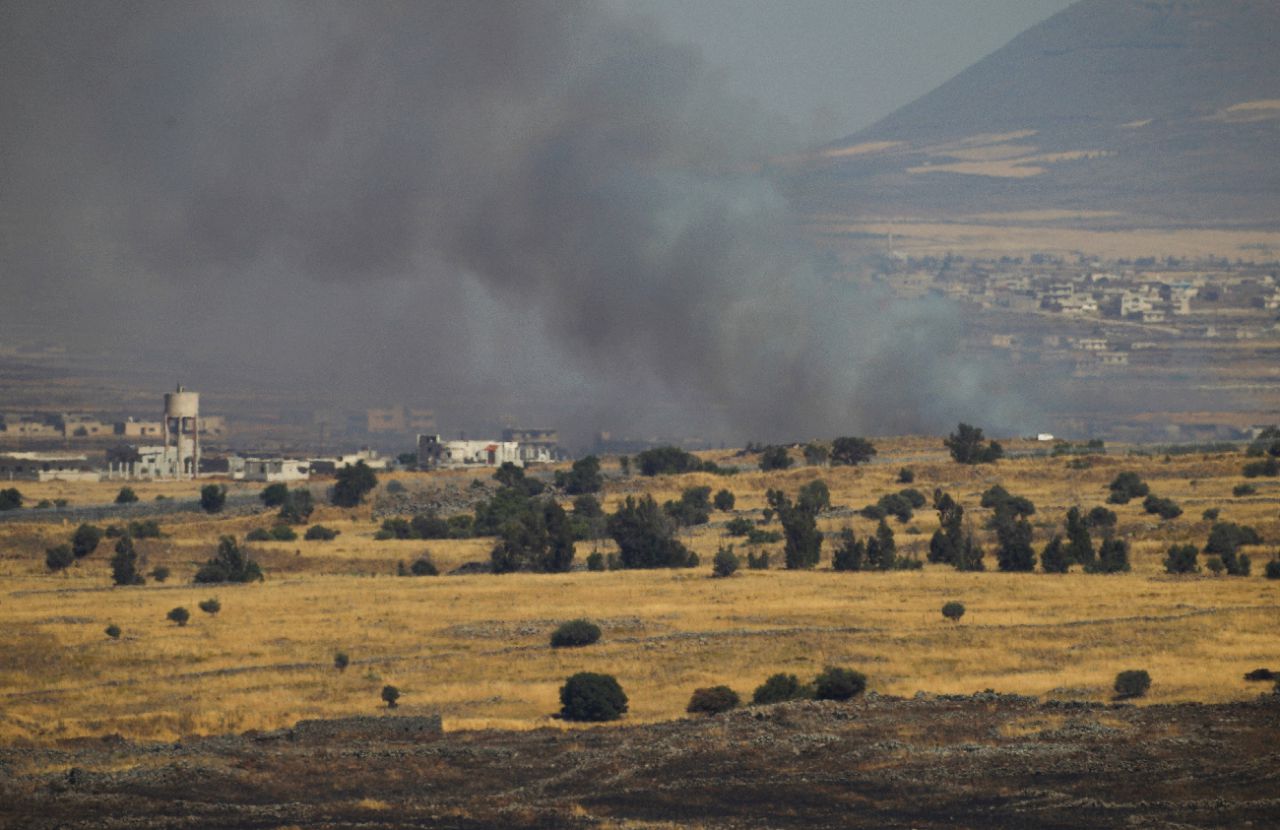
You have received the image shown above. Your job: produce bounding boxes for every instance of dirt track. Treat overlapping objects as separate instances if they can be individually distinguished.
[3,693,1278,829]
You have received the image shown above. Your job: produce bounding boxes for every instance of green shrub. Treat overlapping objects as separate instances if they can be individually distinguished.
[71,524,102,559]
[897,468,914,484]
[333,461,378,507]
[409,554,438,576]
[746,550,770,569]
[1085,507,1117,530]
[758,445,792,471]
[167,607,190,626]
[832,527,865,572]
[278,489,315,525]
[200,484,227,514]
[1114,669,1151,699]
[128,520,162,539]
[304,524,339,541]
[1242,457,1279,478]
[941,601,965,622]
[725,517,754,536]
[586,551,605,571]
[1142,495,1182,520]
[550,619,601,648]
[334,651,350,671]
[381,684,400,708]
[712,545,739,578]
[0,487,23,511]
[1087,538,1130,573]
[1205,556,1225,575]
[1202,508,1220,521]
[110,536,145,586]
[751,673,808,705]
[114,487,138,505]
[559,672,628,721]
[246,528,271,541]
[1040,536,1069,574]
[260,483,289,507]
[1107,472,1149,504]
[269,525,297,542]
[198,598,221,615]
[686,685,740,715]
[104,624,121,639]
[45,544,74,572]
[194,536,264,584]
[149,566,170,583]
[713,489,735,511]
[1264,559,1280,580]
[1233,483,1257,497]
[813,666,866,701]
[1163,544,1199,574]
[746,528,781,544]
[379,517,414,539]
[408,514,449,539]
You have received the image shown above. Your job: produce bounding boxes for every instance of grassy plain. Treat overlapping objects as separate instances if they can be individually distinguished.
[1,438,1277,744]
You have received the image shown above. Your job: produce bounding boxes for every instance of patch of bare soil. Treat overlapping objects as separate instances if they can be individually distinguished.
[2,694,1277,829]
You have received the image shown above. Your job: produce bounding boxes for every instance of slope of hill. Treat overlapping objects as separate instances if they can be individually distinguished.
[787,0,1280,238]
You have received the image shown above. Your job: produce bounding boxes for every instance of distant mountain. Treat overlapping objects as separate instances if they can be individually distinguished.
[787,0,1280,230]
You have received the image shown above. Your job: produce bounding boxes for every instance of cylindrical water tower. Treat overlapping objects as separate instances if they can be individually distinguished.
[163,385,200,479]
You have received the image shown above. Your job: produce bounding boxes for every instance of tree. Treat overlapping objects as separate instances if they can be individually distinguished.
[199,484,227,514]
[832,528,865,572]
[110,536,145,585]
[1163,544,1199,574]
[279,489,315,524]
[1107,472,1149,504]
[665,486,712,527]
[687,686,740,715]
[150,566,170,582]
[928,489,968,567]
[381,685,400,708]
[1064,507,1095,569]
[559,672,628,721]
[607,496,690,569]
[71,524,102,559]
[941,601,965,622]
[864,519,896,570]
[194,535,263,583]
[114,487,139,505]
[751,673,808,705]
[1114,670,1151,699]
[541,500,576,572]
[1085,506,1117,530]
[758,445,792,471]
[334,651,350,671]
[332,461,377,507]
[713,489,735,511]
[409,554,438,575]
[1142,494,1182,520]
[45,544,74,572]
[944,423,1002,464]
[796,480,830,514]
[105,624,121,639]
[780,495,822,570]
[554,455,603,495]
[304,524,339,541]
[980,485,1035,526]
[550,619,601,648]
[167,607,190,626]
[635,446,703,476]
[198,598,221,615]
[712,545,739,578]
[813,666,866,701]
[0,487,22,511]
[830,436,877,467]
[994,514,1036,572]
[897,468,915,484]
[802,442,828,466]
[1040,536,1070,573]
[1088,538,1130,573]
[260,483,289,507]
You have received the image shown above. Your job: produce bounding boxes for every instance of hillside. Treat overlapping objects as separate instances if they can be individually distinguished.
[787,0,1280,235]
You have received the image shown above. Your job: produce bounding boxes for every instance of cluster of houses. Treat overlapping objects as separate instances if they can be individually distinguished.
[0,412,228,441]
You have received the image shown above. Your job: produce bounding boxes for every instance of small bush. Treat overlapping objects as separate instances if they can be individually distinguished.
[1206,555,1225,575]
[167,607,190,626]
[713,489,735,511]
[45,544,74,572]
[746,550,770,569]
[260,483,289,507]
[115,487,139,505]
[751,673,808,706]
[128,520,162,539]
[1202,508,1220,521]
[1142,494,1182,520]
[246,528,271,541]
[1107,472,1149,504]
[1233,483,1257,497]
[198,598,221,615]
[334,651,349,671]
[381,684,400,708]
[304,524,339,541]
[409,554,438,576]
[712,545,739,578]
[686,685,740,715]
[104,624,121,639]
[1266,560,1280,580]
[551,619,601,648]
[1114,669,1151,699]
[897,468,914,484]
[813,666,867,701]
[1163,544,1199,574]
[941,601,965,622]
[586,551,605,571]
[149,566,170,582]
[71,524,102,559]
[269,525,298,542]
[200,484,227,514]
[559,672,628,721]
[385,480,406,494]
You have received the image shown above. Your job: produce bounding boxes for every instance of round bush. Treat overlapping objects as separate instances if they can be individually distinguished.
[1114,669,1151,699]
[410,555,439,576]
[586,551,605,571]
[1266,560,1280,580]
[550,619,601,648]
[104,624,121,639]
[149,566,170,583]
[334,651,350,671]
[751,673,807,706]
[686,685,740,715]
[167,607,190,626]
[712,546,739,578]
[198,598,221,615]
[941,601,966,622]
[381,684,400,708]
[813,666,867,701]
[246,528,271,542]
[559,672,628,722]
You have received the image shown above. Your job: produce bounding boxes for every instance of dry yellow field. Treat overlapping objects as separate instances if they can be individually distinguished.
[2,438,1277,745]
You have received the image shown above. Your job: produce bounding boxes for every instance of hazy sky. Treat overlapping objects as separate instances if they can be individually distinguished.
[629,0,1075,139]
[0,1,1076,444]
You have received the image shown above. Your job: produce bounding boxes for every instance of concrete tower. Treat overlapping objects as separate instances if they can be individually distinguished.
[163,385,200,479]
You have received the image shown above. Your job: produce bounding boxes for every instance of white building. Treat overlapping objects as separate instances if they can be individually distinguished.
[229,456,311,482]
[417,434,524,469]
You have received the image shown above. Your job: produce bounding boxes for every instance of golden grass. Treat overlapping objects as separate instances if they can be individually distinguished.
[1,439,1277,744]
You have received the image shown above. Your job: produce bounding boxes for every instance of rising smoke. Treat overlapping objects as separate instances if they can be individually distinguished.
[0,1,1044,444]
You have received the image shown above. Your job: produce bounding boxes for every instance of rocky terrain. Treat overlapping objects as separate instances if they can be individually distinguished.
[3,694,1277,829]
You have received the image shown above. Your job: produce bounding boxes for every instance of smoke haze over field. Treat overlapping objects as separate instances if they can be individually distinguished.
[0,1,1057,443]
